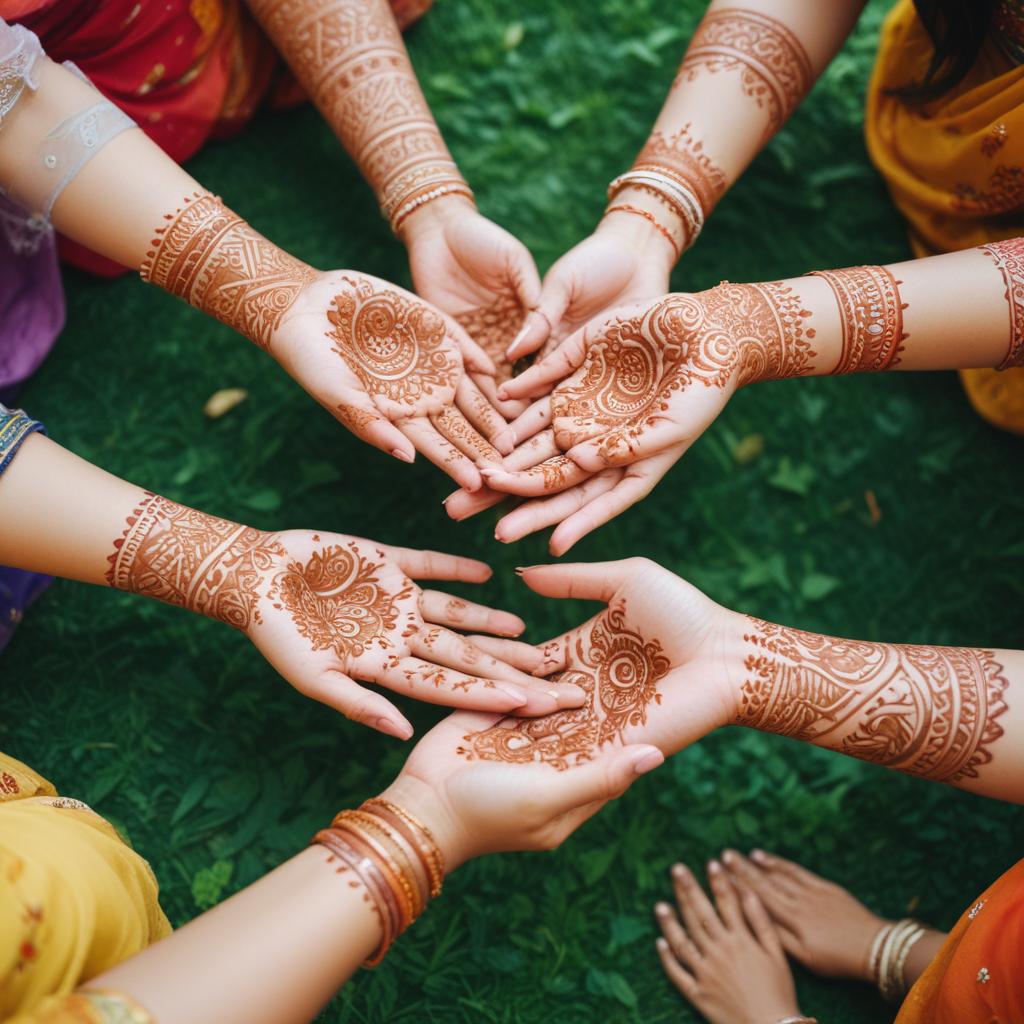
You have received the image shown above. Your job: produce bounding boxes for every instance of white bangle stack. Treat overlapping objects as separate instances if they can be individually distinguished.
[868,918,926,1003]
[379,160,474,235]
[607,169,705,247]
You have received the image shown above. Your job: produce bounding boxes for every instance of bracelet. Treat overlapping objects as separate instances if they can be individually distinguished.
[379,160,461,219]
[774,1017,818,1024]
[873,918,925,1003]
[313,798,445,967]
[390,181,475,235]
[604,203,681,262]
[0,404,45,476]
[608,170,705,248]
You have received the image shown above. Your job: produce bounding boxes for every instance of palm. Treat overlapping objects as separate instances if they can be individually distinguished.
[271,270,512,490]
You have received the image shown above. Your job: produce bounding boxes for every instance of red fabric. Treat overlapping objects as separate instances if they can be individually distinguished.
[0,0,431,275]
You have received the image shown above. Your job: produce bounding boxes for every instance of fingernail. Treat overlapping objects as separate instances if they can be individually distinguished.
[498,685,528,707]
[656,937,668,952]
[750,849,770,864]
[632,748,664,775]
[392,449,415,464]
[497,385,511,401]
[376,716,412,739]
[708,859,721,874]
[556,682,586,706]
[515,565,539,576]
[672,863,687,877]
[655,902,671,915]
[722,849,736,865]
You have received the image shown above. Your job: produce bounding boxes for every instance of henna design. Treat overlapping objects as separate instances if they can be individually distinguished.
[552,284,815,460]
[429,407,501,461]
[141,193,317,350]
[455,293,527,384]
[810,265,907,374]
[676,8,812,137]
[326,277,458,407]
[736,619,1009,783]
[107,493,280,629]
[458,601,668,771]
[336,403,380,435]
[248,0,470,226]
[269,541,412,660]
[980,237,1024,369]
[633,126,727,219]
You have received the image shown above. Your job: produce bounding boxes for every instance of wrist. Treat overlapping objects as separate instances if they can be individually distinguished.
[596,196,677,274]
[395,190,477,244]
[378,773,472,874]
[714,608,755,728]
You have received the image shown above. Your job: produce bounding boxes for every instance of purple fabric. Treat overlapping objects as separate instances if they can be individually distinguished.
[0,193,65,404]
[0,566,51,653]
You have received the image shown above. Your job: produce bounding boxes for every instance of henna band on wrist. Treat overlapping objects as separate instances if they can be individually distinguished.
[313,799,445,966]
[604,203,681,262]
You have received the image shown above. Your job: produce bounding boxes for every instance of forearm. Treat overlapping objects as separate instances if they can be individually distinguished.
[722,609,1024,802]
[720,243,1019,385]
[92,846,379,1024]
[246,0,472,236]
[606,0,864,259]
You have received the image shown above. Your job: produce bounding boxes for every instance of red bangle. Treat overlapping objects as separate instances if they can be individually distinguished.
[604,203,681,262]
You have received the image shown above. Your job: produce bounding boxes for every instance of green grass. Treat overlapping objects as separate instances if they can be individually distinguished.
[4,1,1024,1021]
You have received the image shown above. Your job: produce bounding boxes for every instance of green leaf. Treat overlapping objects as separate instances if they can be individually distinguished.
[170,775,210,825]
[240,488,281,512]
[503,21,524,49]
[606,971,638,1009]
[768,457,815,496]
[578,845,617,886]
[192,859,233,910]
[801,572,841,602]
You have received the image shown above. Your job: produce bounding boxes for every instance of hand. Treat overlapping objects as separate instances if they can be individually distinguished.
[271,270,514,491]
[403,197,543,418]
[449,560,739,771]
[379,708,664,872]
[655,861,801,1024]
[246,530,586,738]
[501,210,675,373]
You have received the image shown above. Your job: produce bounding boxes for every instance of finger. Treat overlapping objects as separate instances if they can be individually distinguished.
[548,448,680,556]
[480,456,591,497]
[495,469,621,545]
[517,559,643,603]
[455,376,514,455]
[463,634,545,673]
[385,547,492,583]
[707,859,743,931]
[472,371,529,420]
[428,406,503,463]
[505,273,569,361]
[301,668,413,740]
[565,415,683,473]
[655,902,703,970]
[333,393,414,463]
[443,483,508,522]
[656,937,699,1000]
[750,848,826,888]
[351,652,532,712]
[420,589,524,636]
[444,312,495,375]
[500,328,586,400]
[510,245,543,315]
[740,888,785,958]
[399,417,483,491]
[721,850,801,905]
[407,624,547,692]
[545,743,664,817]
[509,397,551,445]
[672,862,723,947]
[532,613,602,676]
[719,864,803,954]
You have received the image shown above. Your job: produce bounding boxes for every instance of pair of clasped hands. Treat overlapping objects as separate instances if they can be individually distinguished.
[244,199,740,860]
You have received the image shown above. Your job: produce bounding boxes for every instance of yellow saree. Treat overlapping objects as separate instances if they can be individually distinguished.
[865,0,1024,433]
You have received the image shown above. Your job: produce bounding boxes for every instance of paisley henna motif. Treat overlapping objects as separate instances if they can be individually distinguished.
[141,193,317,350]
[326,277,458,407]
[980,236,1024,369]
[107,493,280,630]
[551,284,815,460]
[810,265,907,374]
[676,8,812,137]
[736,619,1009,784]
[268,542,412,661]
[455,293,527,384]
[458,602,668,771]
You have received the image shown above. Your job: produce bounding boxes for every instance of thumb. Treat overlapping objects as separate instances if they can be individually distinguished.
[548,743,665,817]
[505,274,572,362]
[518,558,645,603]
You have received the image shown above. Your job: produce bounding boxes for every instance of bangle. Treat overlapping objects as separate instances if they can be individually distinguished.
[608,170,705,248]
[774,1017,818,1024]
[390,182,475,235]
[604,203,681,262]
[313,798,445,967]
[874,918,925,1003]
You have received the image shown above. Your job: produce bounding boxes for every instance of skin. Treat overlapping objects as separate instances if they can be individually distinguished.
[78,710,664,1024]
[0,433,586,736]
[0,55,511,490]
[449,244,1015,552]
[655,850,948,1022]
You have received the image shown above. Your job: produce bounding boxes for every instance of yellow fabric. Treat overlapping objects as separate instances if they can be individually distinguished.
[0,754,170,1022]
[8,989,153,1024]
[865,0,1024,434]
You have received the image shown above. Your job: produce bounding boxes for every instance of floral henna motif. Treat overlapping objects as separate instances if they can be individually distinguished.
[106,493,279,629]
[326,277,458,407]
[248,0,470,227]
[455,293,527,384]
[736,619,1010,784]
[269,541,412,661]
[676,8,812,137]
[810,265,907,374]
[141,193,317,350]
[980,237,1024,369]
[633,125,727,219]
[457,602,668,771]
[552,284,815,459]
